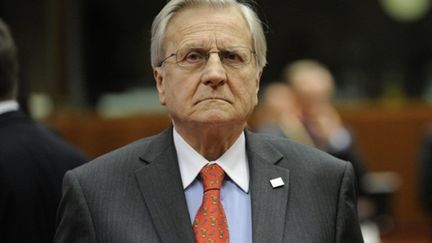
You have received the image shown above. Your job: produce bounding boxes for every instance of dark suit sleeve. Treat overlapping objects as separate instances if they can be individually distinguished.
[335,163,364,243]
[54,170,97,243]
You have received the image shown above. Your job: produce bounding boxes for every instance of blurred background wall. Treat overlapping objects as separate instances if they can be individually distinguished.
[1,0,431,108]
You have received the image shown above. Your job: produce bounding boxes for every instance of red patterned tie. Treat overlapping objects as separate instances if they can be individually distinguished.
[193,164,229,243]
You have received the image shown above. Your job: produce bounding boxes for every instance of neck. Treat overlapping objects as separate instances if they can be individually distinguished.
[175,122,245,161]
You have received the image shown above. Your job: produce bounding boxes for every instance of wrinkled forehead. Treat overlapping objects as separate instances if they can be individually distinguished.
[164,5,252,51]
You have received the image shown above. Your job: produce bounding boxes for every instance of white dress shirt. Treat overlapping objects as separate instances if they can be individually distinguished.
[173,127,252,243]
[0,100,19,115]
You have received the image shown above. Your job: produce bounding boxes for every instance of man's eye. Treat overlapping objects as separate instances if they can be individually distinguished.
[184,51,205,63]
[221,51,244,63]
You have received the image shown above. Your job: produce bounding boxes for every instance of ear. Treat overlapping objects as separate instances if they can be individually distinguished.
[255,70,262,94]
[253,70,263,106]
[153,67,166,106]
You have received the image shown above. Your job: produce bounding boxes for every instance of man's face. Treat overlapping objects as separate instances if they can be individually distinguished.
[292,70,334,116]
[153,6,261,128]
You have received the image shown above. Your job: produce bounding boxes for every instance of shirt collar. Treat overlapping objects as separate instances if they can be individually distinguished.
[173,127,249,193]
[0,100,19,115]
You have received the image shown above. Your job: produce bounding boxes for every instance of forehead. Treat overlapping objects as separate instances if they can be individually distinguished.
[164,5,252,49]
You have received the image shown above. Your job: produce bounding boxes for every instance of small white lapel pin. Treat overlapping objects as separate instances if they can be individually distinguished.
[270,177,284,188]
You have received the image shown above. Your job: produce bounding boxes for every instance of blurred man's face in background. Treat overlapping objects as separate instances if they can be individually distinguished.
[290,68,334,117]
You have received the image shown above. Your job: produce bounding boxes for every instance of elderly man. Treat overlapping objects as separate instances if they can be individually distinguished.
[55,0,363,242]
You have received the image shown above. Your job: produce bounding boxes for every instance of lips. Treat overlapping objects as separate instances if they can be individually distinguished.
[194,97,232,105]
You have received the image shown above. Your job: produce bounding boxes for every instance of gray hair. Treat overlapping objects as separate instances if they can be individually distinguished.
[150,0,267,71]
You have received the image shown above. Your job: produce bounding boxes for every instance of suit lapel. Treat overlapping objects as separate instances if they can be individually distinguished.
[134,129,195,243]
[133,129,291,242]
[246,131,290,243]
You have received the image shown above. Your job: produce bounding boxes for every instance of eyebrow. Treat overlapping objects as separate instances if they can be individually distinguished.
[177,38,249,50]
[178,39,211,49]
[180,44,250,51]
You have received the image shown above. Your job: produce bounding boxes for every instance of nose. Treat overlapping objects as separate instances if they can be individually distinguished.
[200,53,227,88]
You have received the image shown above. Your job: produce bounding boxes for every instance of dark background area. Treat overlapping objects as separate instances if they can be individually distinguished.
[1,0,431,106]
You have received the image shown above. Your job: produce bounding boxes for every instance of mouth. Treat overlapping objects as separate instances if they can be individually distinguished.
[194,97,232,105]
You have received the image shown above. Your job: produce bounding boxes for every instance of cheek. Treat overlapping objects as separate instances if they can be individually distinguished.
[233,80,259,111]
[163,72,195,105]
[161,73,179,106]
[240,73,259,101]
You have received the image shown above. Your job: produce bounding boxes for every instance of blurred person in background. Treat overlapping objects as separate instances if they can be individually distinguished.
[0,18,88,243]
[255,81,314,146]
[282,59,382,242]
[283,59,366,189]
[54,0,363,242]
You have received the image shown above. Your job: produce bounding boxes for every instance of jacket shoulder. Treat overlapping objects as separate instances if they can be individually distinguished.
[71,129,172,180]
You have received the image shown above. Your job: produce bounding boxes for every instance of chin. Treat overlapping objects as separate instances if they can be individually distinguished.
[191,111,237,124]
[173,106,247,126]
[199,115,232,124]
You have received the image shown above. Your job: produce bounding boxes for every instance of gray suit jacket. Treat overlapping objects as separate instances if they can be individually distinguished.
[55,128,363,243]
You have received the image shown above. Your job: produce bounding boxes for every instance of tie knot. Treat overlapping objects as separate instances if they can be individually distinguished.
[199,164,225,191]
